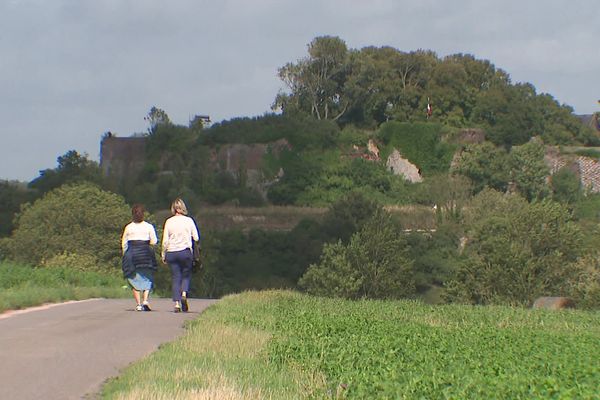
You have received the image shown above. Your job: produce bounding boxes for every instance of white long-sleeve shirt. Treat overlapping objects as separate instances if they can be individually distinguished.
[121,221,158,254]
[161,215,199,257]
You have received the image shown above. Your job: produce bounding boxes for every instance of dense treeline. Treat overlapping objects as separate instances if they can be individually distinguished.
[275,36,595,146]
[1,35,600,307]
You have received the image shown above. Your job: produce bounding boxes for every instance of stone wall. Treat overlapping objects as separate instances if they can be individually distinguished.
[100,136,147,178]
[545,146,600,193]
[100,136,290,195]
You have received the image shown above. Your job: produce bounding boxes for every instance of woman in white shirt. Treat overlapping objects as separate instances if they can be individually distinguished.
[121,204,158,311]
[162,198,199,313]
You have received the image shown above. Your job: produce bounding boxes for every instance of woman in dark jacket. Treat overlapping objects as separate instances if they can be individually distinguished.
[121,204,158,311]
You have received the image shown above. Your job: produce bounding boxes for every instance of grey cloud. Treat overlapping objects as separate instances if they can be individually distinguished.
[1,0,598,181]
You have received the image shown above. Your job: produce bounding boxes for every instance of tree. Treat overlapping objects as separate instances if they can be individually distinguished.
[299,209,415,299]
[451,142,510,193]
[6,183,131,268]
[417,174,473,222]
[145,106,172,134]
[445,190,583,305]
[29,150,103,195]
[276,36,350,121]
[509,139,550,201]
[0,181,35,237]
[551,166,581,204]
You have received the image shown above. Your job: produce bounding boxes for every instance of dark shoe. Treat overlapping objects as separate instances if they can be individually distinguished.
[142,303,151,312]
[181,296,189,312]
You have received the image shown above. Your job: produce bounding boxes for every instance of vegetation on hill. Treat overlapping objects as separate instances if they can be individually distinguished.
[2,35,600,309]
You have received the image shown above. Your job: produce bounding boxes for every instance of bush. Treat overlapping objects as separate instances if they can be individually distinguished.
[376,121,456,175]
[7,183,130,269]
[41,251,117,276]
[550,166,581,204]
[566,254,600,309]
[445,190,585,305]
[300,209,415,299]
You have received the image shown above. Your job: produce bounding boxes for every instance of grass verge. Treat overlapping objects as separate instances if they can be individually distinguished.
[101,291,325,399]
[0,261,127,313]
[102,290,600,399]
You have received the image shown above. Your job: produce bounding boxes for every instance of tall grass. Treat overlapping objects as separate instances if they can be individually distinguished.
[102,291,324,400]
[0,261,127,313]
[102,290,600,399]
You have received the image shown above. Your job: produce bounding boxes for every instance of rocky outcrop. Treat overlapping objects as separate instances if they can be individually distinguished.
[386,149,422,183]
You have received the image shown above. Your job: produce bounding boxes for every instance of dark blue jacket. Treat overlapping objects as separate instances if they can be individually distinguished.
[121,240,157,278]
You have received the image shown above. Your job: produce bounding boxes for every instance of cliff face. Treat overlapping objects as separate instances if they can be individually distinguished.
[100,136,147,178]
[100,136,290,195]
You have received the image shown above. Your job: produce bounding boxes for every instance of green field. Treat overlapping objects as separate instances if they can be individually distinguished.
[0,262,127,313]
[102,290,600,399]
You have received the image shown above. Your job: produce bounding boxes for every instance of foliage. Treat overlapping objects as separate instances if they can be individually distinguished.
[406,222,463,291]
[145,106,171,134]
[509,139,550,201]
[0,261,125,313]
[28,150,104,196]
[41,251,116,276]
[275,36,350,121]
[566,254,600,309]
[265,291,600,399]
[320,191,379,243]
[445,190,585,305]
[451,142,510,193]
[300,209,415,299]
[268,148,411,206]
[6,183,130,269]
[415,174,472,222]
[277,37,586,148]
[202,113,340,150]
[550,166,581,204]
[0,180,36,237]
[376,121,456,175]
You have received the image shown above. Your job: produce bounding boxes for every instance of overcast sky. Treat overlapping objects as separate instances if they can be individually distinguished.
[1,0,598,181]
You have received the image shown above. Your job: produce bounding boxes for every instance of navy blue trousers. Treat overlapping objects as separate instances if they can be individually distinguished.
[165,249,193,301]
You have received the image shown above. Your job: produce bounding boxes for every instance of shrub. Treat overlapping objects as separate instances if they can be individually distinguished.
[376,121,456,175]
[300,209,415,299]
[41,251,117,276]
[566,254,600,309]
[550,166,581,204]
[445,190,585,305]
[7,183,130,270]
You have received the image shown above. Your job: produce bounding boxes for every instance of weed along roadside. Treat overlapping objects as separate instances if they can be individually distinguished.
[100,290,600,399]
[0,262,128,314]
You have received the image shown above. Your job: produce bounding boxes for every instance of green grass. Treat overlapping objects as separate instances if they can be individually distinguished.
[102,290,600,399]
[0,261,127,313]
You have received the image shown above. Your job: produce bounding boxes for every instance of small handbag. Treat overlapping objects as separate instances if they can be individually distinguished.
[192,240,202,270]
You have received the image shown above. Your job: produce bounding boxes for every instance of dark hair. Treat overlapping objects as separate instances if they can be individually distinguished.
[132,204,145,223]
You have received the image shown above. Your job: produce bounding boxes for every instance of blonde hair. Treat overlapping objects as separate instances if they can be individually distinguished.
[171,198,188,216]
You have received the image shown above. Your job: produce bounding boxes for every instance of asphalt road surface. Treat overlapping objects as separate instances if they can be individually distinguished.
[0,298,217,400]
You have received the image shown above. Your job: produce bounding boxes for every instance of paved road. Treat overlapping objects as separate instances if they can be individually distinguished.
[0,298,217,400]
